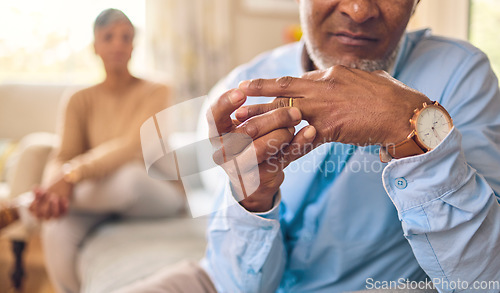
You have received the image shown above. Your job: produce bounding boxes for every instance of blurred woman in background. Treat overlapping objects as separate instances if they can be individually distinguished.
[1,8,185,293]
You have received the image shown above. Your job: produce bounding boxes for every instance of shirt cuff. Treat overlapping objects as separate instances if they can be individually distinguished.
[253,191,281,220]
[382,127,471,214]
[209,180,282,232]
[207,180,283,275]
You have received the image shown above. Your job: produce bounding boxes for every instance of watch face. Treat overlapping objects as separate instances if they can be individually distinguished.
[415,105,453,149]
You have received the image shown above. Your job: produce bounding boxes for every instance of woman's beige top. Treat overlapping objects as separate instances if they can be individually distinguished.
[44,79,170,184]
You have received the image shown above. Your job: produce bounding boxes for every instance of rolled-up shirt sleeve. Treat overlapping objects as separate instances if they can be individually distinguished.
[383,48,500,292]
[383,128,500,292]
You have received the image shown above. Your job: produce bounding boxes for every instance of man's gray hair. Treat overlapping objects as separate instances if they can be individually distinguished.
[93,8,134,34]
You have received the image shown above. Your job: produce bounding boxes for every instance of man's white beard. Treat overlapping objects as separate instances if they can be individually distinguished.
[305,40,399,72]
[301,12,400,72]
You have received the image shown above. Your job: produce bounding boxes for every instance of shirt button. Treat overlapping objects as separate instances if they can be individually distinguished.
[395,177,408,189]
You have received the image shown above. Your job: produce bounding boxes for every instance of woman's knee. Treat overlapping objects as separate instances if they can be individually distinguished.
[41,214,96,249]
[42,218,78,249]
[108,162,147,192]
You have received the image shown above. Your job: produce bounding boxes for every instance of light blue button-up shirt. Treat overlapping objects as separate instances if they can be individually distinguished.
[200,29,500,293]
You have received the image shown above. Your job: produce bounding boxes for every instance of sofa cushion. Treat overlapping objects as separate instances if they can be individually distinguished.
[77,216,208,293]
[4,132,58,198]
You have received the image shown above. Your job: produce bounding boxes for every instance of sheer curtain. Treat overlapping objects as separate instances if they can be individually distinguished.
[145,0,232,102]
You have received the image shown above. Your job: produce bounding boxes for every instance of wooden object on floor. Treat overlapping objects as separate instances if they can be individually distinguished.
[0,235,55,293]
[11,240,26,289]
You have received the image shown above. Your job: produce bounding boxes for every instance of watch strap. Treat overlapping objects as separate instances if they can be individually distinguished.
[380,131,425,163]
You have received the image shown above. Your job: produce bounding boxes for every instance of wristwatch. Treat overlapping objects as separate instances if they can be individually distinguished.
[62,163,82,184]
[380,101,453,163]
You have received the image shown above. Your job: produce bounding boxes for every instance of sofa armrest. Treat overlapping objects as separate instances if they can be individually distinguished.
[6,132,58,199]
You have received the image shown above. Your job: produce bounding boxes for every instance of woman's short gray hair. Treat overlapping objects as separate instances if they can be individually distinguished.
[93,8,134,34]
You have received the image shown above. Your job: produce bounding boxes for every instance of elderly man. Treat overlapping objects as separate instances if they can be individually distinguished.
[201,0,500,292]
[121,0,500,292]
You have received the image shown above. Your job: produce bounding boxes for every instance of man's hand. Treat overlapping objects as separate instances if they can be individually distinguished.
[29,178,72,220]
[236,66,431,148]
[208,89,316,212]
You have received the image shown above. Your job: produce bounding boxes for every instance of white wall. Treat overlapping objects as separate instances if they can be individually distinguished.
[230,1,300,67]
[408,0,470,40]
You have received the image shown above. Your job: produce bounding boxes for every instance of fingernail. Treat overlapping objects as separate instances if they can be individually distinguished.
[229,89,244,104]
[238,80,250,90]
[235,107,248,120]
[289,107,301,121]
[288,127,295,134]
[304,126,316,140]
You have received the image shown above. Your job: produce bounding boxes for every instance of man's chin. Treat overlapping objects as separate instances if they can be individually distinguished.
[305,41,399,72]
[311,52,392,72]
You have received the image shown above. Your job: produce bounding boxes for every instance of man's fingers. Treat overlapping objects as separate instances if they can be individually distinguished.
[253,128,295,164]
[239,128,294,171]
[236,98,306,122]
[207,89,246,137]
[235,101,279,122]
[237,107,301,140]
[239,76,314,98]
[212,133,253,165]
[214,127,294,168]
[278,125,318,169]
[216,107,301,159]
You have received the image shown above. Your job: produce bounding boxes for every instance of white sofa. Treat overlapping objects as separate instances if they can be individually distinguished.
[0,83,208,292]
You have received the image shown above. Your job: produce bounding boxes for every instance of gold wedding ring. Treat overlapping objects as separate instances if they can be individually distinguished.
[289,97,293,108]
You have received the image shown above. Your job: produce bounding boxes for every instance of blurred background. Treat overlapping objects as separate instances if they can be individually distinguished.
[0,1,499,292]
[1,0,498,104]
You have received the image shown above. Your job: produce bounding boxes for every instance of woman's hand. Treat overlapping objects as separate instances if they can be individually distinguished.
[29,178,73,220]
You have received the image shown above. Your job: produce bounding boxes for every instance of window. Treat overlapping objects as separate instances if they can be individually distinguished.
[0,0,146,84]
[469,0,500,76]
